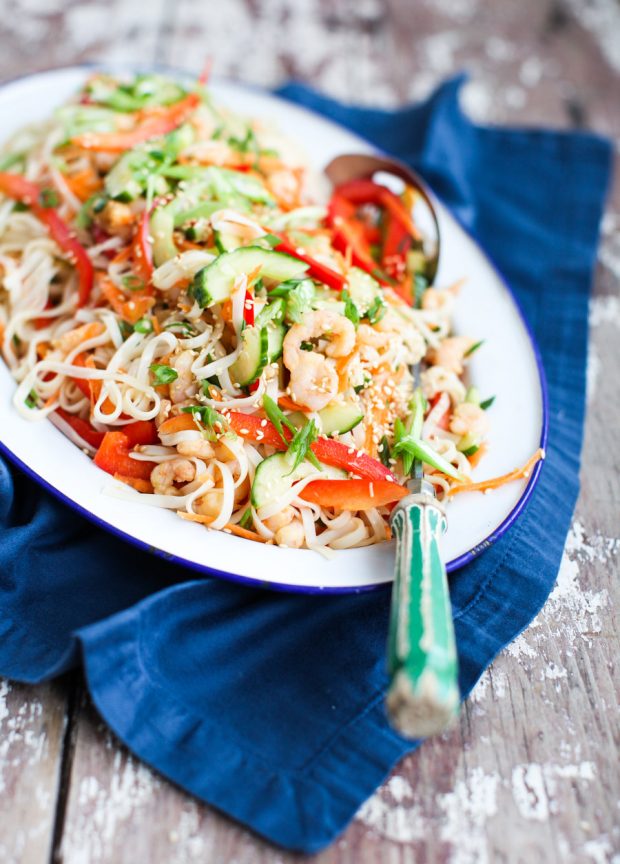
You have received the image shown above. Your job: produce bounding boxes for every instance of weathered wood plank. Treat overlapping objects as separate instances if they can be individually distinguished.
[0,0,618,861]
[0,678,69,864]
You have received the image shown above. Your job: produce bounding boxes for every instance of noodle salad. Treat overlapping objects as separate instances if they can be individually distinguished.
[0,71,543,553]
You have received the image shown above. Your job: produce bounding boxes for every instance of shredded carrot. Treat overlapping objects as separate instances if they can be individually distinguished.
[448,448,545,496]
[43,391,60,409]
[278,394,309,413]
[467,443,487,469]
[113,473,153,493]
[99,276,155,324]
[110,246,132,266]
[65,167,103,202]
[223,522,268,543]
[151,315,162,334]
[220,298,233,322]
[177,511,212,525]
[176,238,204,252]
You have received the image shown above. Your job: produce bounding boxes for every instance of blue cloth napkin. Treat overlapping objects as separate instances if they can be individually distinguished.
[0,76,611,852]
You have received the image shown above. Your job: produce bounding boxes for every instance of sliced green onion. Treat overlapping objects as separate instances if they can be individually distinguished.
[133,317,153,334]
[479,395,495,411]
[150,364,178,385]
[465,339,484,357]
[38,188,59,209]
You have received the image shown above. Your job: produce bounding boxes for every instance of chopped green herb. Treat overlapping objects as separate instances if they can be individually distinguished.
[150,364,178,385]
[133,317,153,334]
[38,188,59,209]
[300,341,313,351]
[378,435,391,468]
[24,388,39,409]
[118,320,133,340]
[239,507,253,529]
[461,444,479,458]
[479,395,495,411]
[285,419,320,474]
[366,295,386,325]
[263,394,295,445]
[465,339,484,357]
[181,404,228,441]
[413,273,428,308]
[341,289,360,328]
[121,274,145,292]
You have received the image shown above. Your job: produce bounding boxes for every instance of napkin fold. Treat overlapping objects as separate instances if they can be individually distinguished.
[0,76,612,852]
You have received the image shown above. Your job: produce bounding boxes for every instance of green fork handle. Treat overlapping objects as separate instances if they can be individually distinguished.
[386,487,460,738]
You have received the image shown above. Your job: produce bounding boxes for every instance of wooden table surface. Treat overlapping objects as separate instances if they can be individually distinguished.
[1,1,619,862]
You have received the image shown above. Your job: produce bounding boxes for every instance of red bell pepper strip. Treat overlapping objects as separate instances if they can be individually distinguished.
[122,420,159,446]
[243,288,255,326]
[300,478,408,510]
[94,431,155,480]
[56,407,105,449]
[71,93,200,153]
[271,232,347,292]
[225,411,397,482]
[0,172,94,307]
[382,211,412,282]
[332,178,420,240]
[131,205,155,287]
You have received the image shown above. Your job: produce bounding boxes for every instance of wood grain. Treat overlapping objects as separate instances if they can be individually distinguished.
[0,679,68,864]
[0,0,618,861]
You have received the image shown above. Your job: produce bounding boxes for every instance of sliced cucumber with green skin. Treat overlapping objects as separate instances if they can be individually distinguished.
[214,229,241,253]
[457,431,480,454]
[255,297,286,328]
[251,452,346,509]
[105,150,147,201]
[150,207,177,266]
[190,247,309,308]
[229,326,269,387]
[266,321,285,362]
[288,400,364,436]
[346,267,382,315]
[317,401,364,435]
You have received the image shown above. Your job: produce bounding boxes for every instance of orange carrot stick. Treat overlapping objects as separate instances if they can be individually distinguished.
[448,448,545,496]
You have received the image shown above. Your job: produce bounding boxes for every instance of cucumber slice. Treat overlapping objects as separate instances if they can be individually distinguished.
[150,206,177,266]
[229,326,269,387]
[346,267,382,315]
[266,322,285,362]
[214,229,241,253]
[251,452,346,509]
[285,278,315,323]
[190,247,309,308]
[317,401,364,435]
[255,297,286,328]
[287,401,364,436]
[105,151,146,201]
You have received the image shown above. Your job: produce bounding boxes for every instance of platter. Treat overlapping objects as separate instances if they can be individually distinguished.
[0,66,547,592]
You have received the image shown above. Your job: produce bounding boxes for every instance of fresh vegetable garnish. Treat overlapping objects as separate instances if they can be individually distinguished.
[0,172,94,306]
[133,317,153,334]
[480,396,496,410]
[181,405,229,440]
[464,339,484,357]
[150,363,178,385]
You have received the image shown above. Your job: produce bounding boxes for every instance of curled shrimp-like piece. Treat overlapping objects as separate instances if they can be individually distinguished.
[449,402,490,439]
[169,350,196,404]
[283,309,355,411]
[427,336,476,375]
[150,458,196,495]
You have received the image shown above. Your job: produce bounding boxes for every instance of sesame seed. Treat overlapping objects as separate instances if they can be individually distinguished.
[260,419,267,427]
[240,428,249,435]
